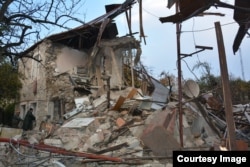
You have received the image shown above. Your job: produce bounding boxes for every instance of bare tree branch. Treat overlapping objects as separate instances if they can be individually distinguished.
[0,0,14,21]
[45,0,54,20]
[0,0,86,66]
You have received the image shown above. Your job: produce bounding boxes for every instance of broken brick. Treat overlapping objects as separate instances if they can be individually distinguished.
[116,117,126,127]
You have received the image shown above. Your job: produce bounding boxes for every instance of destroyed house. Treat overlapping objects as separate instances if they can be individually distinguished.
[16,0,141,127]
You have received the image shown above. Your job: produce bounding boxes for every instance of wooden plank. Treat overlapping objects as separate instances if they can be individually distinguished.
[112,96,126,111]
[127,88,138,99]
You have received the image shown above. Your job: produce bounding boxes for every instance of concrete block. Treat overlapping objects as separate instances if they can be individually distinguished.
[145,109,175,132]
[44,139,63,147]
[141,126,180,156]
[93,94,107,108]
[129,124,145,139]
[0,127,23,138]
[141,110,180,156]
[191,116,204,138]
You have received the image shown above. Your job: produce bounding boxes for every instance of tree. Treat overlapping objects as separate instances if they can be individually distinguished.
[230,78,250,104]
[0,62,22,108]
[192,61,220,92]
[193,61,250,104]
[0,0,85,66]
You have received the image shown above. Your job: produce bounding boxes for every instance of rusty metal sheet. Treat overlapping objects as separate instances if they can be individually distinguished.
[225,139,249,151]
[235,140,248,151]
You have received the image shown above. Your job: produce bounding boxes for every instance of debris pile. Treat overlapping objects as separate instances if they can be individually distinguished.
[0,85,250,166]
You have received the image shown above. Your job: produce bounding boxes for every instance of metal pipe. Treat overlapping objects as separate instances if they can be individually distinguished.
[0,138,123,162]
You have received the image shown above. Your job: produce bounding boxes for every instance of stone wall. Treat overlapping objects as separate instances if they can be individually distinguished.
[17,37,141,128]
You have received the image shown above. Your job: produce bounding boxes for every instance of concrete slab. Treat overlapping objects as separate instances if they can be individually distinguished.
[141,126,180,156]
[62,118,95,128]
[0,127,23,138]
[141,109,180,156]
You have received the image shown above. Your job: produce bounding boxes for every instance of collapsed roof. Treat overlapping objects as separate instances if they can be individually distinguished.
[21,0,136,56]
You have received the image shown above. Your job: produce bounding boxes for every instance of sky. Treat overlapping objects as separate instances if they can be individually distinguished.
[60,0,250,81]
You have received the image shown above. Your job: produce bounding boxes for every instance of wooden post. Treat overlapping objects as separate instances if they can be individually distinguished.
[214,22,237,150]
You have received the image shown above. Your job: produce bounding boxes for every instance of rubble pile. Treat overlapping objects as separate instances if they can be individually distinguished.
[2,0,249,166]
[0,87,250,166]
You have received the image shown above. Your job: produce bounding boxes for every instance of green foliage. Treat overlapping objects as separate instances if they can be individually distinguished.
[197,74,220,93]
[230,78,250,104]
[0,63,22,107]
[193,61,250,104]
[193,61,220,93]
[3,103,15,126]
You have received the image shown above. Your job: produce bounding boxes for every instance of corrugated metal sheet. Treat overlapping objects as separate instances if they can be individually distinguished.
[150,78,170,110]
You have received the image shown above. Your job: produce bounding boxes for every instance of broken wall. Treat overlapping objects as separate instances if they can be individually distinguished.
[17,40,89,127]
[97,37,141,90]
[17,37,141,127]
[17,40,51,124]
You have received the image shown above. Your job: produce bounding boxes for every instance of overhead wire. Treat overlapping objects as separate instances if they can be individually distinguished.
[181,59,200,81]
[182,17,204,81]
[180,19,243,80]
[182,21,237,33]
[137,2,246,81]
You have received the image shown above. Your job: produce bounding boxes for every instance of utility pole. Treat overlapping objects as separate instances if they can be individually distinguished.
[214,22,237,150]
[176,0,183,147]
